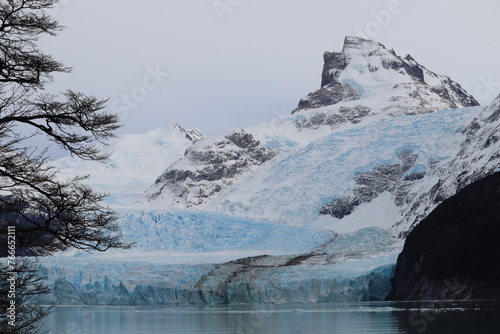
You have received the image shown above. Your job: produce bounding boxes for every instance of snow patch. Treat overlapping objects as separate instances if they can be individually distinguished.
[314,192,402,233]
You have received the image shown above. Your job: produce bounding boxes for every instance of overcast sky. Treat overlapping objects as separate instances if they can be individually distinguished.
[40,0,500,137]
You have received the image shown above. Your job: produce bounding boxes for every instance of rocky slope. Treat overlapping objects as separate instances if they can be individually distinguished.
[172,121,203,142]
[293,36,478,115]
[393,93,500,236]
[147,129,275,207]
[386,171,500,300]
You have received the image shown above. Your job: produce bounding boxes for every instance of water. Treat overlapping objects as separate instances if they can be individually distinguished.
[42,301,500,334]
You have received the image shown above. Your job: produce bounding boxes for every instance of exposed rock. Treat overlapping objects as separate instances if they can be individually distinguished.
[147,129,276,206]
[386,172,500,301]
[320,151,419,218]
[292,36,479,115]
[225,131,260,149]
[295,105,372,129]
[294,82,361,112]
[394,93,500,237]
[339,105,372,124]
[295,110,347,130]
[172,121,203,142]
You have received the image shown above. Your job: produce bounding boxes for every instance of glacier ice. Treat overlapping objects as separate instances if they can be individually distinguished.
[33,210,399,306]
[40,105,487,306]
[202,107,479,230]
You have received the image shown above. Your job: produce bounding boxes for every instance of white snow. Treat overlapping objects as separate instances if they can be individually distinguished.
[201,107,478,228]
[39,39,497,305]
[51,123,195,206]
[314,192,402,233]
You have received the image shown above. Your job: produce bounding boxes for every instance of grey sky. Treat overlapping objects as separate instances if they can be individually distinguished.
[40,0,500,137]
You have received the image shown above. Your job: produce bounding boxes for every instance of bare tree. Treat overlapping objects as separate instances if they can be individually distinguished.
[0,0,129,254]
[0,259,52,334]
[0,1,130,333]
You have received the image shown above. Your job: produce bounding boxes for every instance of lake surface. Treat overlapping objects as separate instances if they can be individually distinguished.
[42,301,500,334]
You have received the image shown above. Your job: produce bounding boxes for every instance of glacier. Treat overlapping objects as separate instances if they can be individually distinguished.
[34,210,398,305]
[34,37,500,306]
[204,107,478,229]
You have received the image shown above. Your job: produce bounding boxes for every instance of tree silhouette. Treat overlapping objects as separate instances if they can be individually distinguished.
[0,0,129,254]
[0,1,130,332]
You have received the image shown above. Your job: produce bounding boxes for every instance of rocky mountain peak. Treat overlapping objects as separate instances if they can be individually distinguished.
[341,35,392,56]
[293,36,479,115]
[172,121,204,142]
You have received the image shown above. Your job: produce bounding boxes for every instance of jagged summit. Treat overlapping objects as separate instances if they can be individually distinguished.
[293,36,479,115]
[172,121,203,142]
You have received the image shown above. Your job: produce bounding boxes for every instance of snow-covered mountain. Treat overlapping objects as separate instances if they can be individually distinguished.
[293,36,478,115]
[40,36,499,306]
[147,36,487,236]
[52,121,201,204]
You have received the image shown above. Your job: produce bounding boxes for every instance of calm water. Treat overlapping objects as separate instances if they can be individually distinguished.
[42,301,500,334]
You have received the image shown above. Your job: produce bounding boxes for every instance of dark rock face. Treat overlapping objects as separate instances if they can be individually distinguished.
[148,130,275,206]
[386,172,500,301]
[295,105,372,130]
[292,36,479,114]
[395,93,500,237]
[339,105,372,124]
[321,51,347,87]
[320,151,419,218]
[294,82,361,112]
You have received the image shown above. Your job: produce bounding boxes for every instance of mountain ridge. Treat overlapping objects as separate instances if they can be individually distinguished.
[293,36,479,115]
